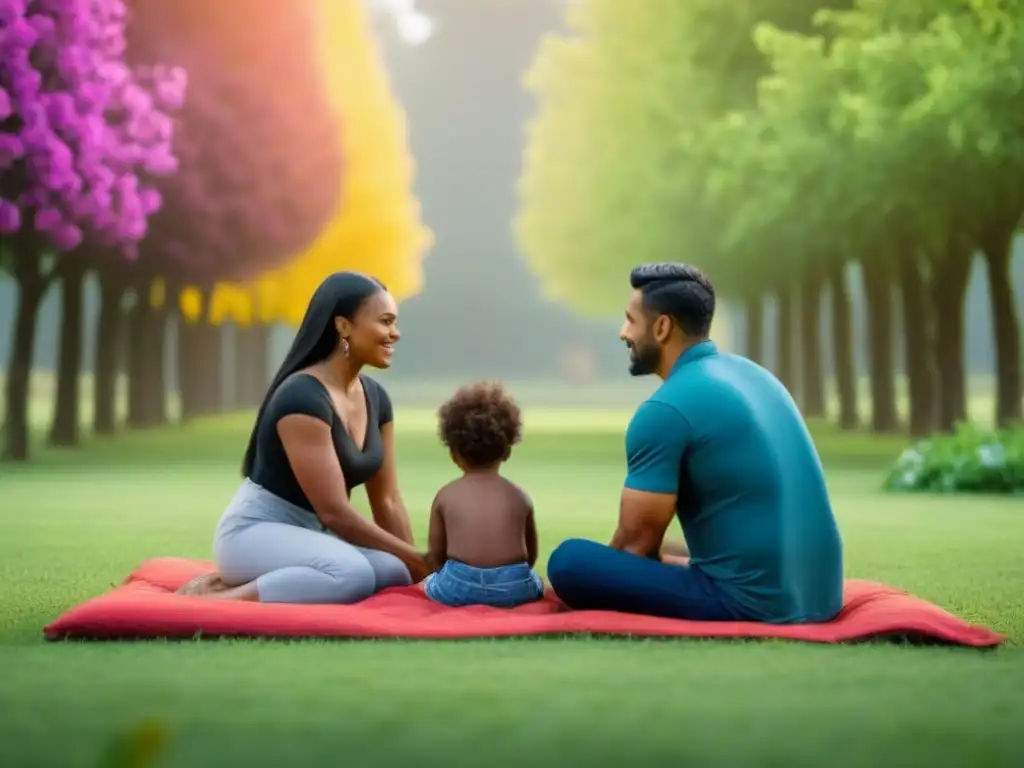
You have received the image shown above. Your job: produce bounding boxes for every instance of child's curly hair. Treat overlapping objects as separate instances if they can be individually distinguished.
[437,382,522,467]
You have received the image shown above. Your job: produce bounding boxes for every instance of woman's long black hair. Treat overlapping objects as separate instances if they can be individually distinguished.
[241,270,386,478]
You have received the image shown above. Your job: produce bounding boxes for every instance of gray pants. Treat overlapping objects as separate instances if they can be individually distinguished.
[213,479,412,603]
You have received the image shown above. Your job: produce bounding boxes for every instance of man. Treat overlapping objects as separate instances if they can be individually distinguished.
[547,263,844,623]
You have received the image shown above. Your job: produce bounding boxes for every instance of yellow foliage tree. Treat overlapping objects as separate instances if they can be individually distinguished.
[184,0,432,328]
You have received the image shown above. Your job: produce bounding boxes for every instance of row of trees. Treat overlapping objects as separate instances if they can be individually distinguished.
[518,0,1023,436]
[1,0,431,461]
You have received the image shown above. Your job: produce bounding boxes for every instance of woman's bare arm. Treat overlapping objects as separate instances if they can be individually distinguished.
[278,414,423,568]
[364,421,416,545]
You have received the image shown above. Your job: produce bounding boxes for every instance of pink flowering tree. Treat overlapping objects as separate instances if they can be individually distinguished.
[51,60,186,446]
[0,0,185,460]
[120,0,343,426]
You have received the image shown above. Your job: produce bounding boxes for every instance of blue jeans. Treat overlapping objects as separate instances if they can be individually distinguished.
[547,538,740,621]
[424,559,545,608]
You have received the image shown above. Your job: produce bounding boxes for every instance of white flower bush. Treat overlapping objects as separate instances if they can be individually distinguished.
[884,426,1024,494]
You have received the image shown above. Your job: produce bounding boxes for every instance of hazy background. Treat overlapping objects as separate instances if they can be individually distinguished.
[3,0,1022,400]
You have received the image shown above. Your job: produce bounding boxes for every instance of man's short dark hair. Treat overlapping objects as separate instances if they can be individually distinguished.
[629,263,715,337]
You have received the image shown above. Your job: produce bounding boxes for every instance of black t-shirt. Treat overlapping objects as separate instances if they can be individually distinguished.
[248,372,394,513]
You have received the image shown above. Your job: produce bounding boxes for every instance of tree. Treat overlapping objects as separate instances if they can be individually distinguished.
[0,0,180,460]
[204,0,432,410]
[519,0,1022,437]
[516,0,852,380]
[696,27,855,421]
[913,2,1024,427]
[692,0,1023,435]
[789,0,1022,432]
[272,0,432,321]
[48,58,186,447]
[115,0,344,426]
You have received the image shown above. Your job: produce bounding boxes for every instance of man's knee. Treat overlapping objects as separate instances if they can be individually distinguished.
[547,538,602,590]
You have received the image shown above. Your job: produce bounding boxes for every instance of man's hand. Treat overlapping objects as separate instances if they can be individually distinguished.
[609,488,678,558]
[660,540,690,560]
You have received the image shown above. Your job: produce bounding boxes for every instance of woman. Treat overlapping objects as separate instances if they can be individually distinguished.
[178,271,432,602]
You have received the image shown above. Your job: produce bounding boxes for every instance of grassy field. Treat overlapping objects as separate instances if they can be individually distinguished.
[1,406,1022,768]
[0,369,1002,426]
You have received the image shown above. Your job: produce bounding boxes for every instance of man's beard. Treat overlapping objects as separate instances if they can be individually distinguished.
[627,336,661,376]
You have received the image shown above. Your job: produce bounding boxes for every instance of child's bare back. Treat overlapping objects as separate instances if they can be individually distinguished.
[423,382,544,608]
[432,473,537,568]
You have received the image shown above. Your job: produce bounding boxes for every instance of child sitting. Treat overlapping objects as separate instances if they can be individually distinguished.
[423,382,544,608]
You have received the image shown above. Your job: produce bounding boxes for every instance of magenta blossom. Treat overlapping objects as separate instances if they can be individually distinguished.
[0,0,185,256]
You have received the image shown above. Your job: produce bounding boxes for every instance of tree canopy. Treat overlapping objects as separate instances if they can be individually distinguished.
[127,0,343,291]
[517,0,1024,430]
[0,0,184,256]
[198,0,432,329]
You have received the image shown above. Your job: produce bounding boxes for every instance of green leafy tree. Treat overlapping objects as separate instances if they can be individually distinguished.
[517,0,854,410]
[809,0,1024,431]
[915,1,1024,428]
[517,0,851,309]
[521,0,1022,438]
[699,27,857,423]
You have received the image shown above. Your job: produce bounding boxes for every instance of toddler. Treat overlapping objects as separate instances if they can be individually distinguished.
[423,382,544,608]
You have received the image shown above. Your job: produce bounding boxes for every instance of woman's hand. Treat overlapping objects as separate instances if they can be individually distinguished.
[425,550,444,574]
[405,552,435,583]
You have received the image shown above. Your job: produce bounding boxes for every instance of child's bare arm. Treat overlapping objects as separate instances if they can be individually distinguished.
[426,493,447,571]
[524,499,539,568]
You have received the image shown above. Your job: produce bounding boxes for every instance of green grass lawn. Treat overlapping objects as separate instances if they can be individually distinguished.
[1,409,1022,768]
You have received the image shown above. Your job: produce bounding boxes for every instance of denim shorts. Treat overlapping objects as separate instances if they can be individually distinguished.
[424,559,545,608]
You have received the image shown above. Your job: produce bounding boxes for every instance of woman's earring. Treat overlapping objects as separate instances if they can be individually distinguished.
[340,338,350,358]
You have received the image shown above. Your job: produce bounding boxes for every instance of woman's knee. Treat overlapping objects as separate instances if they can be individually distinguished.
[318,556,378,603]
[358,548,412,590]
[372,556,412,590]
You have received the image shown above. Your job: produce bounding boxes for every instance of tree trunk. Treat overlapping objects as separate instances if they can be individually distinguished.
[178,317,200,423]
[829,263,858,430]
[126,286,148,429]
[981,232,1022,428]
[235,324,270,410]
[2,241,53,461]
[142,304,169,428]
[931,251,972,432]
[178,289,224,421]
[199,320,224,415]
[776,291,797,396]
[860,259,898,433]
[125,278,168,429]
[92,268,127,436]
[798,273,825,417]
[744,294,764,365]
[48,260,88,447]
[897,252,936,437]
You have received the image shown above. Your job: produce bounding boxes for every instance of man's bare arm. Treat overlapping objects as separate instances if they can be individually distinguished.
[609,488,678,559]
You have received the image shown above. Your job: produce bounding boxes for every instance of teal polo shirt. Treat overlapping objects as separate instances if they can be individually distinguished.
[623,340,844,623]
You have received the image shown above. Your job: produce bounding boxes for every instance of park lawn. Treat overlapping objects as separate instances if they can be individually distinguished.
[0,410,1021,768]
